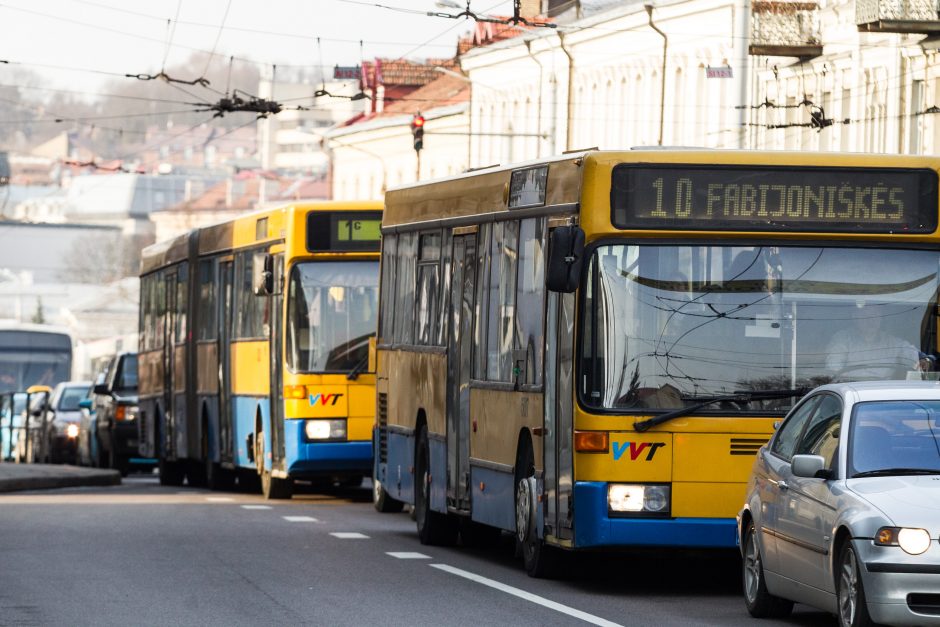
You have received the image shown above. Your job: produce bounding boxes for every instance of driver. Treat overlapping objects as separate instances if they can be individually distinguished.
[825,303,927,380]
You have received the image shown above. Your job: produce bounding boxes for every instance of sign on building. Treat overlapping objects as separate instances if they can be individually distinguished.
[334,65,361,80]
[706,65,733,79]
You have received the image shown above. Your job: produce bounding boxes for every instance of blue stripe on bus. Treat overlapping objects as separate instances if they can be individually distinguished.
[573,482,737,549]
[232,395,267,469]
[284,419,372,476]
[470,464,515,531]
[383,429,415,504]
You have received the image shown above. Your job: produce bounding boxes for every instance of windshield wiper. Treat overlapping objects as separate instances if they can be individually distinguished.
[852,468,940,478]
[633,388,809,432]
[346,354,369,381]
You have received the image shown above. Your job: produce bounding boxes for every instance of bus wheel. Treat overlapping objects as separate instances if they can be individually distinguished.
[414,426,457,545]
[158,457,185,486]
[515,448,558,578]
[373,478,404,513]
[202,427,234,491]
[256,430,292,500]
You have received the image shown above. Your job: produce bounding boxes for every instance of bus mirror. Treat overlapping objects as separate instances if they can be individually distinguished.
[546,226,585,293]
[253,253,274,296]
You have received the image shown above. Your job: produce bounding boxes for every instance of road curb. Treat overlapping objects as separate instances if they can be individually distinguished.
[0,468,122,493]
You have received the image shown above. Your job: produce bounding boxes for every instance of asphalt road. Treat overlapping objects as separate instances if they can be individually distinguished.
[0,474,836,627]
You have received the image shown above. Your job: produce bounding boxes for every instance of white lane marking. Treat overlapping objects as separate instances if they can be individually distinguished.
[206,497,234,502]
[430,564,623,627]
[386,552,431,559]
[283,516,319,522]
[330,532,369,539]
[241,505,272,510]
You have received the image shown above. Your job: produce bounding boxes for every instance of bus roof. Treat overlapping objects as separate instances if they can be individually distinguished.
[382,149,940,237]
[140,200,383,275]
[0,321,72,338]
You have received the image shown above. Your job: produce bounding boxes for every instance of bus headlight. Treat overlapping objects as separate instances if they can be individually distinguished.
[304,419,347,441]
[608,484,671,515]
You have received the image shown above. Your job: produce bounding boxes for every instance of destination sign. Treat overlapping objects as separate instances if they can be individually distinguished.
[611,164,938,233]
[307,210,382,252]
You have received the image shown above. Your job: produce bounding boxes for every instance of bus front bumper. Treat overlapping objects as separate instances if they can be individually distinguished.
[286,420,372,477]
[573,482,737,549]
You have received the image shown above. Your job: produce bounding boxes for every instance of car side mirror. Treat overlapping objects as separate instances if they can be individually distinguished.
[791,454,831,479]
[93,383,109,395]
[78,399,92,410]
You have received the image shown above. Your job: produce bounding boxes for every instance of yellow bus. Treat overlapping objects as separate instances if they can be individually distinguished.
[139,201,382,499]
[372,150,940,575]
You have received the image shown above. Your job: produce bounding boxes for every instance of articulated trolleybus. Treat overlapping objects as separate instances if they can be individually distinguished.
[373,150,940,575]
[139,202,382,499]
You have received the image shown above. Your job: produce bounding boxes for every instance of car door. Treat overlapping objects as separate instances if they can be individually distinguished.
[759,395,822,575]
[775,392,842,592]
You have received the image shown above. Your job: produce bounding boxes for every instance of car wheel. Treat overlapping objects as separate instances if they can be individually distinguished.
[414,426,457,546]
[838,542,874,627]
[373,478,404,513]
[742,520,793,618]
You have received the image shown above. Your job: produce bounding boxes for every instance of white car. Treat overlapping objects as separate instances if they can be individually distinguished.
[738,381,940,627]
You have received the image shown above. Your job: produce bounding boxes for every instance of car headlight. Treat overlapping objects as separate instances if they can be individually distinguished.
[304,419,346,441]
[875,526,932,555]
[66,424,79,439]
[608,484,670,514]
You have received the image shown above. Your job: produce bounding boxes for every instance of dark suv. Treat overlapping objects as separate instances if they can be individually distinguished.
[92,352,139,474]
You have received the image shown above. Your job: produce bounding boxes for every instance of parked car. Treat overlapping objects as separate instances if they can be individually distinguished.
[739,381,940,627]
[45,381,91,464]
[91,352,139,474]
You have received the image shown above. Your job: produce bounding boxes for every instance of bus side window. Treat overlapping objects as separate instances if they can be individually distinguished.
[379,234,397,343]
[515,218,546,386]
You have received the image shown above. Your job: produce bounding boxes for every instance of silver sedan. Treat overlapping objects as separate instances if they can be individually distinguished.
[738,381,940,627]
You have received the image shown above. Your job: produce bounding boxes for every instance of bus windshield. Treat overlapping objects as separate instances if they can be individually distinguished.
[286,260,379,373]
[582,245,940,413]
[0,332,71,395]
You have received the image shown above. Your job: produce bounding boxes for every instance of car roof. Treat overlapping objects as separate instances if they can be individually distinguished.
[813,381,940,402]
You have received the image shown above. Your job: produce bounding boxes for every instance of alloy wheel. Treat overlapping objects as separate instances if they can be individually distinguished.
[744,528,762,604]
[839,547,858,626]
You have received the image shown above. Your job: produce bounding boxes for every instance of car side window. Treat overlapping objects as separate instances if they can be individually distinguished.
[771,396,821,461]
[794,393,842,470]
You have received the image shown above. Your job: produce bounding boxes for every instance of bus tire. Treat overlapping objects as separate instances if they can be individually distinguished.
[159,457,185,486]
[516,440,558,578]
[256,430,292,499]
[414,426,457,546]
[373,478,404,513]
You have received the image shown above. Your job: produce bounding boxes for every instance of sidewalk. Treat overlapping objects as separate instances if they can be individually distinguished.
[0,463,121,493]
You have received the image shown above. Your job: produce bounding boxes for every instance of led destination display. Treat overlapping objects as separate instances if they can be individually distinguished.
[306,210,383,252]
[611,164,938,233]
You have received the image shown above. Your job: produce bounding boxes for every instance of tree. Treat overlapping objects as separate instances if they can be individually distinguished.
[31,296,45,324]
[59,232,149,284]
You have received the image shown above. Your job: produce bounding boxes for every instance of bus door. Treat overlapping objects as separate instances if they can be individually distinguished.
[268,254,285,471]
[446,233,476,510]
[543,290,575,541]
[218,259,234,464]
[163,270,177,459]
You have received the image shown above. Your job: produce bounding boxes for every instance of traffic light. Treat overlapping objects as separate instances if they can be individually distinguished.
[411,113,425,152]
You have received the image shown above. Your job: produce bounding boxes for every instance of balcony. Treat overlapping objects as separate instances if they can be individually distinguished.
[749,1,823,58]
[856,0,940,32]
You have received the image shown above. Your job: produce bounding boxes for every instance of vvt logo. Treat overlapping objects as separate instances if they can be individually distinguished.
[612,441,666,461]
[308,393,344,406]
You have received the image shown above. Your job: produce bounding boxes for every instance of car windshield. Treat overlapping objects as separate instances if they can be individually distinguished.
[850,400,940,476]
[58,386,87,411]
[581,245,940,413]
[286,261,379,373]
